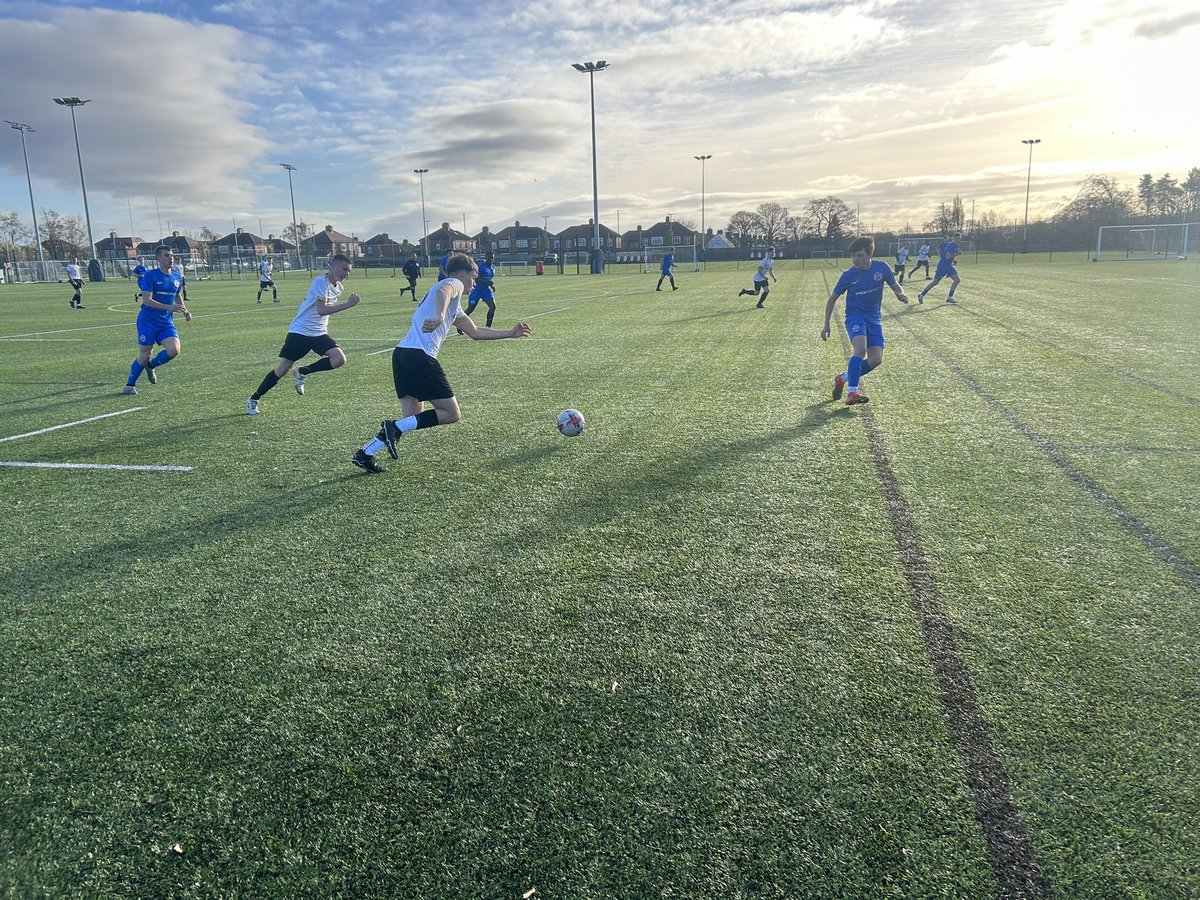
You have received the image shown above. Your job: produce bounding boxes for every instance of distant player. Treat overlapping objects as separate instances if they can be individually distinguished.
[820,235,909,407]
[351,253,531,475]
[438,251,450,280]
[738,247,777,307]
[656,247,678,291]
[257,257,278,303]
[401,253,421,301]
[170,258,190,304]
[908,241,931,284]
[918,233,962,304]
[465,251,498,327]
[131,260,148,302]
[893,243,909,284]
[65,257,84,309]
[247,254,360,415]
[123,245,191,395]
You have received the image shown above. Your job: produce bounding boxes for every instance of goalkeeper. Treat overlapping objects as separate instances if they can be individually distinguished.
[465,250,498,327]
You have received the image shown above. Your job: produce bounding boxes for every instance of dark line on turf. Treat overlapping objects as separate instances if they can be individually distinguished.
[1063,445,1200,454]
[956,304,1199,407]
[822,273,1049,898]
[891,313,1200,595]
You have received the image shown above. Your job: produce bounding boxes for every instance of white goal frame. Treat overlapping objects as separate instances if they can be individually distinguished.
[642,244,698,274]
[1095,223,1192,261]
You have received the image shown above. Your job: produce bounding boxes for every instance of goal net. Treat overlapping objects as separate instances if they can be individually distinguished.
[1095,223,1193,261]
[642,244,698,274]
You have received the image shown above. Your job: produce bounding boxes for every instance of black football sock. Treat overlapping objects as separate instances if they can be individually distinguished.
[252,371,280,399]
[298,357,334,376]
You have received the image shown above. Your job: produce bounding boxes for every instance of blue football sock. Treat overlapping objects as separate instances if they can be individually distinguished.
[847,356,864,392]
[127,360,144,385]
[150,349,172,368]
[860,360,874,378]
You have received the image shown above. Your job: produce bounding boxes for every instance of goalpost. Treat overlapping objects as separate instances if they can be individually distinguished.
[1095,222,1193,261]
[642,244,699,274]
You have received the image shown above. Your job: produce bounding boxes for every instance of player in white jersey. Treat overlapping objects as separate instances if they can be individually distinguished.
[246,254,361,415]
[65,258,84,308]
[351,253,532,474]
[737,247,778,307]
[170,259,190,303]
[257,257,278,303]
[908,242,931,282]
[893,244,909,284]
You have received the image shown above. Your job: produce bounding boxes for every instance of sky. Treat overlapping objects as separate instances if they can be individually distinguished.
[1,0,1198,246]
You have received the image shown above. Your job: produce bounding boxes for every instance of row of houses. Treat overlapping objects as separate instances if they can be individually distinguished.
[92,217,741,264]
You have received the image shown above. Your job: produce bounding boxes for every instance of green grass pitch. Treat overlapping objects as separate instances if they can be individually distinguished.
[1,256,1198,897]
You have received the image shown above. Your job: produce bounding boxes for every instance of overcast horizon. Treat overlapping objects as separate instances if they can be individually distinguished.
[2,0,1198,247]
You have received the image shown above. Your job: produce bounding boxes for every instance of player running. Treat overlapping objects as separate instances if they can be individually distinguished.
[908,241,931,283]
[738,247,777,307]
[247,254,360,415]
[123,245,191,395]
[820,235,910,407]
[351,253,531,475]
[465,251,498,326]
[257,257,278,303]
[66,257,84,308]
[917,233,962,304]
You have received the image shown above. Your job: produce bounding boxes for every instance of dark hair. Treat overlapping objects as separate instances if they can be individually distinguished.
[848,236,875,255]
[329,253,352,265]
[154,245,171,257]
[446,253,478,277]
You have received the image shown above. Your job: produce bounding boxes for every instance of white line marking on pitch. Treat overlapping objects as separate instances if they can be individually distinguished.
[0,407,143,443]
[0,461,193,473]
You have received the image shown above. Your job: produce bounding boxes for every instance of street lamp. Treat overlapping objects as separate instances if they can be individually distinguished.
[694,154,711,266]
[572,60,608,274]
[279,163,300,268]
[4,121,44,271]
[1021,138,1041,254]
[52,98,98,278]
[414,168,429,266]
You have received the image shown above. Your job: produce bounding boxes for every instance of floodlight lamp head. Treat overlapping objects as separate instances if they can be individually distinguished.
[596,60,607,69]
[53,97,90,107]
[572,63,587,72]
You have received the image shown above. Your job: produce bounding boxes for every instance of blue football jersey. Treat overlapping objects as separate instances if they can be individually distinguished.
[137,268,182,321]
[833,260,896,324]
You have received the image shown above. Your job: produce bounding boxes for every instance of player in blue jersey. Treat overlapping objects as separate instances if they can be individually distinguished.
[131,260,149,302]
[351,254,531,475]
[820,236,910,406]
[438,251,450,280]
[917,233,962,304]
[465,251,498,327]
[123,245,191,395]
[656,247,678,291]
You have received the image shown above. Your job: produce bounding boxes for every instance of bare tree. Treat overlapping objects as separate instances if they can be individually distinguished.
[283,220,314,248]
[199,226,221,242]
[39,210,87,259]
[726,210,763,245]
[755,202,789,246]
[0,211,31,261]
[802,196,858,241]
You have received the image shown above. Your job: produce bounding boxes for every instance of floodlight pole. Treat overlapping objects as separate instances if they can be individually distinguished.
[694,154,711,267]
[52,98,98,272]
[280,163,300,267]
[1021,139,1041,254]
[573,60,608,274]
[414,168,429,266]
[5,121,44,267]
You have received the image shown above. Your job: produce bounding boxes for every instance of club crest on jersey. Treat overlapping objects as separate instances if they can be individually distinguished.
[873,272,882,282]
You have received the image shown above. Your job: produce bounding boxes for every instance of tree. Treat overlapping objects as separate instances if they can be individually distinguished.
[802,196,857,241]
[1052,174,1136,245]
[283,220,314,248]
[1137,174,1155,216]
[1183,168,1200,215]
[39,209,87,259]
[755,202,789,246]
[1153,173,1182,217]
[199,226,221,242]
[0,211,31,261]
[726,211,762,245]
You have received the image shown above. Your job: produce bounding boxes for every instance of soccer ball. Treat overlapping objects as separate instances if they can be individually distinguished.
[556,409,585,437]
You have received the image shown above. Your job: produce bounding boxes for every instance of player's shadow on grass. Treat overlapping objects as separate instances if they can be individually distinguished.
[492,443,563,468]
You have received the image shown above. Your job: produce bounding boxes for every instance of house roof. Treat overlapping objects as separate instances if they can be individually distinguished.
[556,222,619,240]
[313,226,356,244]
